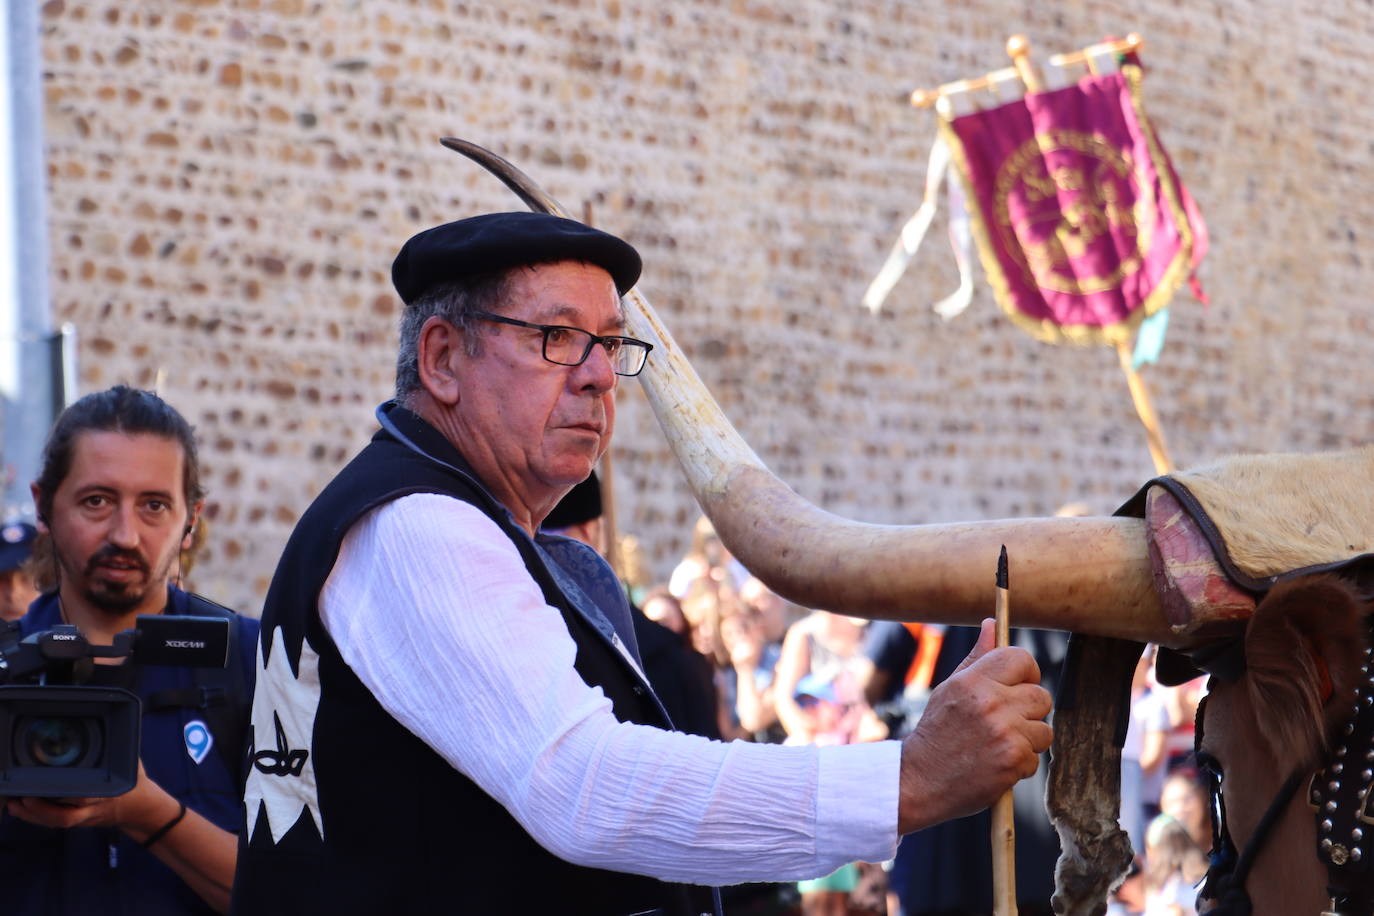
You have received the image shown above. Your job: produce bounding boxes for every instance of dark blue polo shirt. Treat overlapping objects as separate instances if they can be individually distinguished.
[0,586,257,915]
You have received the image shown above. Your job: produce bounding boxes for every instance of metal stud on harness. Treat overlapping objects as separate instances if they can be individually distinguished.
[1195,641,1374,916]
[1308,643,1374,916]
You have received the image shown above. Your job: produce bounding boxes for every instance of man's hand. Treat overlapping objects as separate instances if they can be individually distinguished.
[3,760,236,913]
[3,760,179,840]
[5,793,129,830]
[897,619,1053,834]
[728,624,764,670]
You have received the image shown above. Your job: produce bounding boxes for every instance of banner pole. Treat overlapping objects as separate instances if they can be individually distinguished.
[599,447,623,578]
[1006,34,1043,94]
[1115,340,1174,474]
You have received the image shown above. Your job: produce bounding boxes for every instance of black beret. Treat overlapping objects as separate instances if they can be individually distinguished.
[391,212,642,305]
[542,472,602,530]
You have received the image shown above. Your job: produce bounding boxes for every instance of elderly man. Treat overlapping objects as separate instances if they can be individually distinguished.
[233,213,1052,915]
[1,386,258,915]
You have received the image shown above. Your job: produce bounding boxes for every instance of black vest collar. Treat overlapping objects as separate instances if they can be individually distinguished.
[374,401,508,514]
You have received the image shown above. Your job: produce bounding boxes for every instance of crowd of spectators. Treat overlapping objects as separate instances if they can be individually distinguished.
[624,514,1214,916]
[1108,646,1211,916]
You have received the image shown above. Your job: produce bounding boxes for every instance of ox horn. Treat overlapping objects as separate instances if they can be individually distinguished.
[440,137,1174,646]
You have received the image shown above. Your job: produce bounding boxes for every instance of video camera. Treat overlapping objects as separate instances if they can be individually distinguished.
[0,615,230,798]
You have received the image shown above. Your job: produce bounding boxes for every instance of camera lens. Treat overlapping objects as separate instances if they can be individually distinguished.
[14,716,102,768]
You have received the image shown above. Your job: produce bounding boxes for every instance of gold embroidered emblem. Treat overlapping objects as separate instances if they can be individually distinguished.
[993,130,1155,296]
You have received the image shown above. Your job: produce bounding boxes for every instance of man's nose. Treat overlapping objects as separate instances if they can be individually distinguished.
[574,342,618,392]
[107,504,140,548]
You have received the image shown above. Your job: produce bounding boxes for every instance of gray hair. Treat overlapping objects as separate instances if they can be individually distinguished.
[393,269,513,400]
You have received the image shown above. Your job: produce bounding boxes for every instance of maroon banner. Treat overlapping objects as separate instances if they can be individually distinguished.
[942,66,1205,345]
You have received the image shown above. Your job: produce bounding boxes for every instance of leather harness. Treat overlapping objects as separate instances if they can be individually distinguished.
[1193,640,1374,916]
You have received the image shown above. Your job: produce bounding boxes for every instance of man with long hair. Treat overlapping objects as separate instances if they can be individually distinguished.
[1,385,257,915]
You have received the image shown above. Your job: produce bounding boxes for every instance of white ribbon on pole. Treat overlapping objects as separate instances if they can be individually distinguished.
[933,158,975,320]
[862,132,950,313]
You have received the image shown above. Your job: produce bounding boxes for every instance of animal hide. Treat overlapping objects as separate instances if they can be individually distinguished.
[1130,445,1374,601]
[1107,445,1374,640]
[1047,634,1141,916]
[1162,446,1374,583]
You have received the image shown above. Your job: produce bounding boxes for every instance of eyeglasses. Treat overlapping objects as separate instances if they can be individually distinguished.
[473,311,654,377]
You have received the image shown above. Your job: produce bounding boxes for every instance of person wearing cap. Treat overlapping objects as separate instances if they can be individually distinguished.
[0,521,40,621]
[233,212,1052,915]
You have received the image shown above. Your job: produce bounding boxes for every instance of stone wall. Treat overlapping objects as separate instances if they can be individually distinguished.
[33,0,1374,613]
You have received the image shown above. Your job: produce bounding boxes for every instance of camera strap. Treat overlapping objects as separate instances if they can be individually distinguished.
[144,594,251,789]
[146,684,230,711]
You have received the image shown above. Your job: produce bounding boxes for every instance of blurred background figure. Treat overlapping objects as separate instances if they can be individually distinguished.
[774,610,888,915]
[786,672,879,748]
[1142,814,1207,916]
[740,575,791,649]
[669,514,749,599]
[1158,769,1211,855]
[857,621,946,740]
[1159,676,1206,772]
[641,586,689,637]
[774,610,885,747]
[636,586,720,742]
[1122,644,1170,855]
[0,520,39,621]
[717,598,783,741]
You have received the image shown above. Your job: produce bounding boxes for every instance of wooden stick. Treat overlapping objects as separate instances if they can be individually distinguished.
[1005,34,1043,95]
[992,545,1018,916]
[910,33,1144,108]
[1047,33,1143,71]
[909,68,1018,108]
[1115,340,1175,474]
[599,447,623,580]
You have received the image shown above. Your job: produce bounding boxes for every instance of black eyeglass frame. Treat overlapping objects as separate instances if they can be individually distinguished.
[471,311,654,377]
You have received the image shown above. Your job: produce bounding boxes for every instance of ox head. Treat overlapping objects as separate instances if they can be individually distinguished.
[1200,575,1369,794]
[1195,574,1372,916]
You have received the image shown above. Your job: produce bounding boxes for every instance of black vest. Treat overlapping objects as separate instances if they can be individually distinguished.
[232,405,713,915]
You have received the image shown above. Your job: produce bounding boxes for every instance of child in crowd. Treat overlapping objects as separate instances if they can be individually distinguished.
[1143,814,1207,916]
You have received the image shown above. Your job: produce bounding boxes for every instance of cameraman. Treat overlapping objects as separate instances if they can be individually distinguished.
[0,386,258,915]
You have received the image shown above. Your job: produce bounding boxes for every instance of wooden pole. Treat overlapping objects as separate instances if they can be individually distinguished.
[1005,34,1043,95]
[1048,33,1143,72]
[599,447,623,579]
[1115,340,1174,474]
[992,545,1018,916]
[583,199,625,578]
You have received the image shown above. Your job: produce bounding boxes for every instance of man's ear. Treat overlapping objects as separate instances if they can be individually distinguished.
[30,482,48,535]
[417,316,465,407]
[182,501,205,551]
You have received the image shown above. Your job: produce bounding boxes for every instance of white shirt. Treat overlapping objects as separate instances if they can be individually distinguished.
[320,493,900,885]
